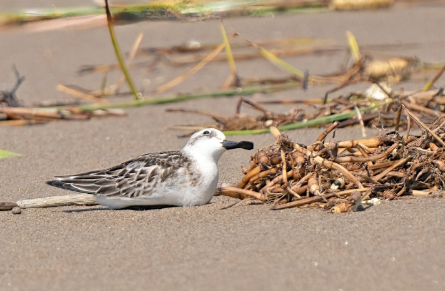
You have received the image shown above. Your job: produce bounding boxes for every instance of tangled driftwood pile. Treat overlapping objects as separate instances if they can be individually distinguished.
[218,106,445,212]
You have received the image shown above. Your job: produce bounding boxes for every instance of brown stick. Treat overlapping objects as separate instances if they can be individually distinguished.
[368,160,397,170]
[356,142,372,154]
[333,143,398,163]
[289,173,314,192]
[236,98,272,118]
[313,156,364,188]
[405,115,411,141]
[334,137,383,148]
[0,120,48,126]
[155,41,227,93]
[236,166,261,188]
[333,188,370,196]
[0,202,18,211]
[432,119,445,133]
[271,193,337,210]
[57,84,107,103]
[430,142,439,151]
[287,185,307,198]
[0,107,63,119]
[372,157,411,182]
[217,186,266,201]
[395,105,402,132]
[402,101,445,118]
[281,150,288,186]
[356,142,373,169]
[261,169,293,192]
[274,188,372,210]
[386,171,405,178]
[249,168,278,183]
[423,64,445,91]
[316,121,339,142]
[403,105,445,146]
[354,105,366,137]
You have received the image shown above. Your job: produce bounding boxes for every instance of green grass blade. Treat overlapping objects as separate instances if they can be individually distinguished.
[249,41,305,79]
[423,64,445,91]
[72,84,298,111]
[220,21,237,76]
[105,0,140,100]
[0,149,21,160]
[223,104,381,136]
[346,31,361,62]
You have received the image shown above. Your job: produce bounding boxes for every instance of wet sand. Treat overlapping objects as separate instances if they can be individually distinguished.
[1,2,445,290]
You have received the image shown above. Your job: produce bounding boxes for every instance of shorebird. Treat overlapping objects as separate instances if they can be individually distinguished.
[46,128,253,209]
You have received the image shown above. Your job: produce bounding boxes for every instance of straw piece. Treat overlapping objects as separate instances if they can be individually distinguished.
[16,194,98,209]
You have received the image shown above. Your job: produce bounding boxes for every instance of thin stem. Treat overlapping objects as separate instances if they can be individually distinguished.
[105,0,140,100]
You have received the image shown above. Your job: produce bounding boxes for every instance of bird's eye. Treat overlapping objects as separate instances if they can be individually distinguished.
[203,130,210,135]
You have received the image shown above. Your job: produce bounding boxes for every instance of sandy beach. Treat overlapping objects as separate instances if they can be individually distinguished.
[1,1,445,290]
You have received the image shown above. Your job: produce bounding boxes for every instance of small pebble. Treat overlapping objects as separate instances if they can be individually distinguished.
[11,207,21,214]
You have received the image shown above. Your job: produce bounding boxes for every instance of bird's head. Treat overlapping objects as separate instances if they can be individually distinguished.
[182,128,254,161]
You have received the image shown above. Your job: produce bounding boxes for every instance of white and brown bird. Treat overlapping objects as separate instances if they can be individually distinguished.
[46,128,253,209]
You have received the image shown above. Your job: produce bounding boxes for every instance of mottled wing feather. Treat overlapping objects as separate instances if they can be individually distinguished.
[46,151,189,198]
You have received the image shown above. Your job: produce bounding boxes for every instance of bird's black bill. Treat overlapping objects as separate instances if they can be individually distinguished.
[222,140,254,150]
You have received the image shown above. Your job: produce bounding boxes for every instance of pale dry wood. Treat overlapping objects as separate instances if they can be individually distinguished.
[0,107,61,119]
[16,194,98,209]
[330,137,383,148]
[269,126,282,139]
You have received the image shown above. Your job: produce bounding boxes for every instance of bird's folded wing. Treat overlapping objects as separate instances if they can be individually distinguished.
[48,151,186,198]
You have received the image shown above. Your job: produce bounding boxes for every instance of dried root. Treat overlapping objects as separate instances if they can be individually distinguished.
[220,119,445,213]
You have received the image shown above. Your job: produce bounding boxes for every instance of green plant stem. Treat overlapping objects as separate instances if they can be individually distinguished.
[220,21,237,75]
[0,149,21,160]
[0,1,329,26]
[223,104,381,135]
[76,84,298,111]
[105,0,140,100]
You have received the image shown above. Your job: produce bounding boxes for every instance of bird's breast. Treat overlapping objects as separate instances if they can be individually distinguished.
[176,156,219,206]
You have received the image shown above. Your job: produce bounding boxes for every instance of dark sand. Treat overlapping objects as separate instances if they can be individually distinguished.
[2,2,445,290]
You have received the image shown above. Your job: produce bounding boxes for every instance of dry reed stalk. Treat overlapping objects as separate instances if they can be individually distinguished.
[0,107,62,119]
[368,160,397,170]
[372,158,411,182]
[217,186,266,201]
[403,105,445,146]
[313,156,364,189]
[236,166,261,188]
[0,119,48,126]
[402,101,445,118]
[272,193,341,210]
[155,36,233,93]
[7,194,99,209]
[335,137,383,148]
[333,143,397,163]
[57,84,107,103]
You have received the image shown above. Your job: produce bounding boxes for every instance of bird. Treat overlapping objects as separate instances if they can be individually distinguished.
[46,128,254,209]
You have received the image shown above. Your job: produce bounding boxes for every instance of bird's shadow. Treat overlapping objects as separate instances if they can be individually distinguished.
[62,205,178,213]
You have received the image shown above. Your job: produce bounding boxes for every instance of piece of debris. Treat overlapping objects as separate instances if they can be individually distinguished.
[216,112,445,212]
